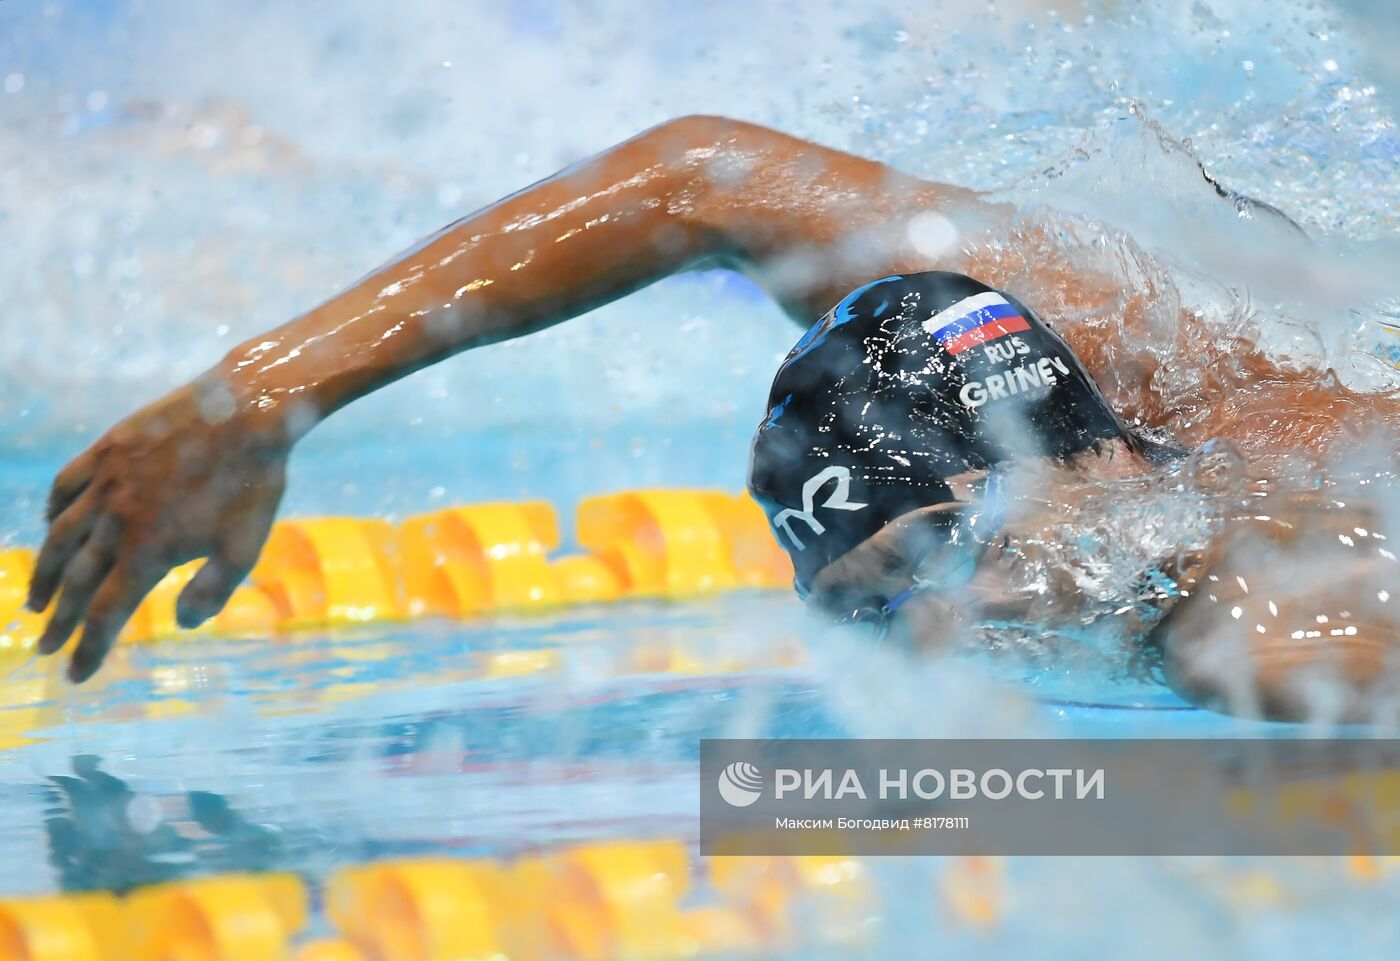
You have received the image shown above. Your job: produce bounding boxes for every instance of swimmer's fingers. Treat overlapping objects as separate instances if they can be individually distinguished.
[885,502,975,559]
[174,555,248,631]
[36,517,121,658]
[808,541,906,616]
[885,590,967,653]
[28,485,102,612]
[69,560,167,684]
[45,445,101,523]
[175,510,277,629]
[809,502,973,615]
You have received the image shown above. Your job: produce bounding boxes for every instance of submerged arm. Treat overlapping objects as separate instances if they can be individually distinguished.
[28,114,983,682]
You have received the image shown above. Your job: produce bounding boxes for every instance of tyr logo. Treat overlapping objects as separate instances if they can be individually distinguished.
[772,466,868,550]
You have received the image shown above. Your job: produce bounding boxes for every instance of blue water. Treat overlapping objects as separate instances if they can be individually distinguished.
[0,582,1384,956]
[0,596,823,890]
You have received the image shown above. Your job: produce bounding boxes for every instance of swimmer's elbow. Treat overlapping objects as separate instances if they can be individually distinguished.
[647,114,770,148]
[646,115,807,184]
[637,115,774,265]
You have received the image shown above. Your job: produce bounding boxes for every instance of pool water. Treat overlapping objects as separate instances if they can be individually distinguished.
[0,596,816,890]
[5,0,1400,957]
[0,583,1389,956]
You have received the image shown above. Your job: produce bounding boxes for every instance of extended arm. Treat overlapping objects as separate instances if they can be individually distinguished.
[27,114,984,681]
[189,114,978,432]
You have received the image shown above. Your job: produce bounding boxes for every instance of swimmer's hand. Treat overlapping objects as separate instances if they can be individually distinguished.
[26,382,288,682]
[808,502,973,619]
[808,451,1157,644]
[20,115,991,681]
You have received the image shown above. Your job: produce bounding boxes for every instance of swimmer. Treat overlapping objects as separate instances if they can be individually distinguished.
[26,116,1400,720]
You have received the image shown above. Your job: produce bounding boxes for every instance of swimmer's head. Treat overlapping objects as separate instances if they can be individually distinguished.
[747,271,1174,606]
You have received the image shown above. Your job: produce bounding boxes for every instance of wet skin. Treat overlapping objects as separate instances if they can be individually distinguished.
[809,443,1400,722]
[27,116,1400,719]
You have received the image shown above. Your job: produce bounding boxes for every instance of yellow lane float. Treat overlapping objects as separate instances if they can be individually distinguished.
[550,554,625,605]
[0,550,44,662]
[293,941,367,961]
[707,852,874,949]
[401,502,563,617]
[0,489,793,666]
[252,519,404,627]
[505,839,691,961]
[697,492,793,590]
[0,892,127,961]
[125,873,306,961]
[0,845,894,961]
[326,859,506,961]
[578,490,738,598]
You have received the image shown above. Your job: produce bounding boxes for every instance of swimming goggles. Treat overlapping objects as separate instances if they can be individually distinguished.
[849,469,1009,629]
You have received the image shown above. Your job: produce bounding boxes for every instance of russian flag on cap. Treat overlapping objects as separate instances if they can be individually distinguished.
[924,292,1030,356]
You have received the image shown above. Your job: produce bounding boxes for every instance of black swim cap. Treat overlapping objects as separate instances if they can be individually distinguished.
[747,271,1140,594]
